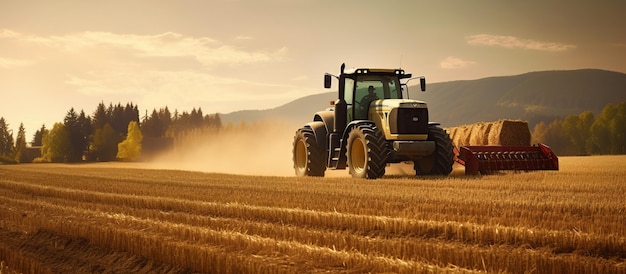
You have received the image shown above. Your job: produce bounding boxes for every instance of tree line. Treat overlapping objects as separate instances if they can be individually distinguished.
[532,101,626,156]
[2,100,625,164]
[0,102,221,164]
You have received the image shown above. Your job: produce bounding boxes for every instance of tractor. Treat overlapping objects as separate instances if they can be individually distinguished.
[292,63,455,179]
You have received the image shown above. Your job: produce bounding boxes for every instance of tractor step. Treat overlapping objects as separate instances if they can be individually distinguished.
[330,148,341,163]
[455,144,559,175]
[328,133,342,167]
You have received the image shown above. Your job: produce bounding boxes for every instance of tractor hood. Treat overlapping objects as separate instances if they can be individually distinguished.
[370,99,428,111]
[368,99,429,141]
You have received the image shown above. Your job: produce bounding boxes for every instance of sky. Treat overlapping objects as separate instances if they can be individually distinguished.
[1,0,625,138]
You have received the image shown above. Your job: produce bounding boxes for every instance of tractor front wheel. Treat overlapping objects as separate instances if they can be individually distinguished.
[414,126,454,176]
[346,124,388,179]
[293,127,326,177]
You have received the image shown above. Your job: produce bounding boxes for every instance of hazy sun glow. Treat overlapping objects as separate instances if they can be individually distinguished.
[1,1,625,137]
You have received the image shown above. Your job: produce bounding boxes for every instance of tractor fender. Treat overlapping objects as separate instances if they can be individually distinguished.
[342,120,377,141]
[313,110,334,136]
[304,121,328,148]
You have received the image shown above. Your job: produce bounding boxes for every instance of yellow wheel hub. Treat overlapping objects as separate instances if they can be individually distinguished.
[295,139,307,171]
[351,138,366,173]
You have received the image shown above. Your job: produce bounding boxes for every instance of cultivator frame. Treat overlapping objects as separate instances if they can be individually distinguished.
[455,144,559,175]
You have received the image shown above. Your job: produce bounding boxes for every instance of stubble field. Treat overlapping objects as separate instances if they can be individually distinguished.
[0,156,625,273]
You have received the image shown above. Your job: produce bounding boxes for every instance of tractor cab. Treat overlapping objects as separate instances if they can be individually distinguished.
[324,67,425,122]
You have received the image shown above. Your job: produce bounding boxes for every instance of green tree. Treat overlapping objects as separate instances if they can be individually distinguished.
[14,123,27,163]
[92,123,119,161]
[535,119,573,155]
[608,102,626,154]
[562,111,594,155]
[41,123,71,163]
[580,111,595,154]
[589,102,626,154]
[589,104,614,154]
[117,121,143,161]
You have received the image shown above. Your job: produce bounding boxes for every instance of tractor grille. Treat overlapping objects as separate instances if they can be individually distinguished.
[390,108,428,135]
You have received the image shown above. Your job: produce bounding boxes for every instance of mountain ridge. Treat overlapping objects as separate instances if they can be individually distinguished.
[221,69,626,128]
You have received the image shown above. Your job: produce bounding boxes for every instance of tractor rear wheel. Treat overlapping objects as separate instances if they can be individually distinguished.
[414,126,454,176]
[346,124,388,179]
[293,127,326,177]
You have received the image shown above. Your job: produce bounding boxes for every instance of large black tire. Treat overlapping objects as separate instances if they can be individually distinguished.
[293,128,326,177]
[414,126,454,176]
[346,124,388,179]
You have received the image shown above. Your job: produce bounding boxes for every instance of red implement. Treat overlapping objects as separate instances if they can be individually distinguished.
[455,144,559,175]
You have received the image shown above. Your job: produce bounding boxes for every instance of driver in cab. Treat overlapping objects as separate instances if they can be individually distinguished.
[360,85,379,107]
[356,85,380,119]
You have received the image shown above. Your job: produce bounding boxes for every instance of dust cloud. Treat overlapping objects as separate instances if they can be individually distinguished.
[148,120,297,176]
[146,119,426,177]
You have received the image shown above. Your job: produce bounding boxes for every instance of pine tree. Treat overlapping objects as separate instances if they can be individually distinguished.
[77,110,92,160]
[93,102,109,130]
[32,124,46,147]
[0,117,14,157]
[64,108,83,162]
[14,123,27,163]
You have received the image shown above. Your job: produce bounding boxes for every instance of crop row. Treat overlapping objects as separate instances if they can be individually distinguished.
[1,178,624,273]
[2,166,624,235]
[1,178,624,258]
[1,159,625,273]
[0,196,467,273]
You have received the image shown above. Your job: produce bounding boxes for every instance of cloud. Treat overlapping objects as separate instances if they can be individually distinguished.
[63,66,311,113]
[291,75,308,81]
[439,56,475,69]
[235,35,253,40]
[0,29,20,38]
[34,32,285,67]
[1,29,286,67]
[0,29,295,113]
[467,34,575,52]
[0,57,33,68]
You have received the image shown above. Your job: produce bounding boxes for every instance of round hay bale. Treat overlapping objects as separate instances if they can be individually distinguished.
[447,120,531,147]
[446,127,457,147]
[459,125,473,147]
[487,120,531,146]
[455,126,467,148]
[469,122,492,146]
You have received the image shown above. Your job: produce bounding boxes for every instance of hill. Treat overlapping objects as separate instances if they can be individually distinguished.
[221,92,336,127]
[221,69,626,128]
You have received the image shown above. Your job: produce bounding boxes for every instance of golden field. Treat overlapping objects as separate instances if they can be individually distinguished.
[0,156,625,273]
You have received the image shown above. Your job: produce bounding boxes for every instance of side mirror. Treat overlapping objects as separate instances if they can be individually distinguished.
[420,77,426,92]
[324,74,332,89]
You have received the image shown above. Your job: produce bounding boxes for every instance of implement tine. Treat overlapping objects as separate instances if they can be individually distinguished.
[458,144,559,175]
